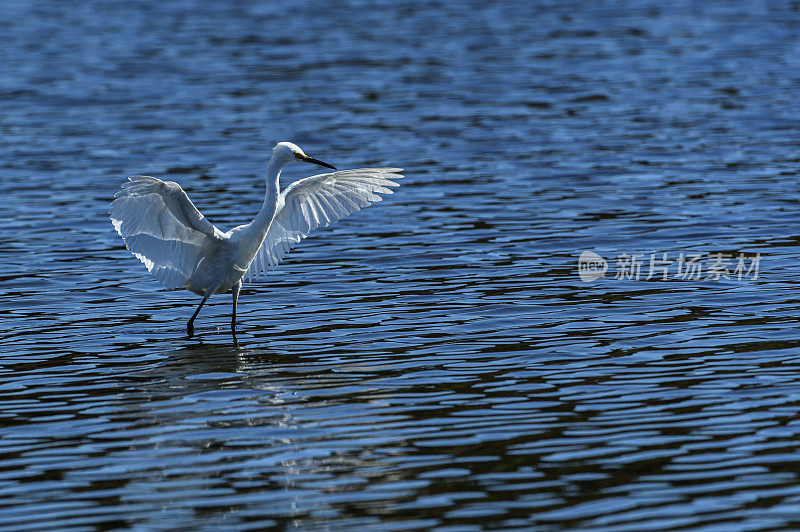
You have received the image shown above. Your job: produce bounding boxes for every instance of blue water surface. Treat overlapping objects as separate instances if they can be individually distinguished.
[3,0,800,530]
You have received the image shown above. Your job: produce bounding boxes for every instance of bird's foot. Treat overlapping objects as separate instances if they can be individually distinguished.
[187,321,195,337]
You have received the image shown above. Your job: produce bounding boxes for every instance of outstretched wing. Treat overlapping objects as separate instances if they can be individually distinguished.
[245,168,403,282]
[110,175,224,289]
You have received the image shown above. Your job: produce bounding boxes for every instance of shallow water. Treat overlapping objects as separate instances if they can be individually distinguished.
[4,0,800,529]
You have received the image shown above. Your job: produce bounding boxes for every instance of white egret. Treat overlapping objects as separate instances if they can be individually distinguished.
[110,142,402,343]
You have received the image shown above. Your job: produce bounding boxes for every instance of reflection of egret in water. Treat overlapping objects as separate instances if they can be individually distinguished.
[111,142,403,343]
[109,344,410,524]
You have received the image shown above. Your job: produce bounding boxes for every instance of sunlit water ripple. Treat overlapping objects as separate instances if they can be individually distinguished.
[3,0,800,529]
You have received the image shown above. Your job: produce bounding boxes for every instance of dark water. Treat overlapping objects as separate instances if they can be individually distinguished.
[3,0,800,529]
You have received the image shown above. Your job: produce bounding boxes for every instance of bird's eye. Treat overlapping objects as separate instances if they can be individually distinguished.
[294,152,303,159]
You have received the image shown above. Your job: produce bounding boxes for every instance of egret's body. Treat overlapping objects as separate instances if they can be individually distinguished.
[110,142,402,342]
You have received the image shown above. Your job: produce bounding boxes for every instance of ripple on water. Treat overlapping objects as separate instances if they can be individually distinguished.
[4,0,800,530]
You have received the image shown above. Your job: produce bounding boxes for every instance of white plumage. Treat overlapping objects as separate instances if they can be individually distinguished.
[245,167,402,281]
[110,142,402,342]
[110,176,224,289]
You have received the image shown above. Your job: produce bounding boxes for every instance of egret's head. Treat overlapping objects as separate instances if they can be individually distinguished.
[273,142,336,170]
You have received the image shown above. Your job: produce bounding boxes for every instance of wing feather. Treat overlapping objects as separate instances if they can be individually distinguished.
[110,175,223,289]
[244,168,402,282]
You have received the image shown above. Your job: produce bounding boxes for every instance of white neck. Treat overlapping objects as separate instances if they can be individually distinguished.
[240,153,287,257]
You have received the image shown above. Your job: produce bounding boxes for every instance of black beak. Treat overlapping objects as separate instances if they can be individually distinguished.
[301,155,337,170]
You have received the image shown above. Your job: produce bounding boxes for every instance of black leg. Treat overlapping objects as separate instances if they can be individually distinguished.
[231,280,241,346]
[187,289,214,337]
